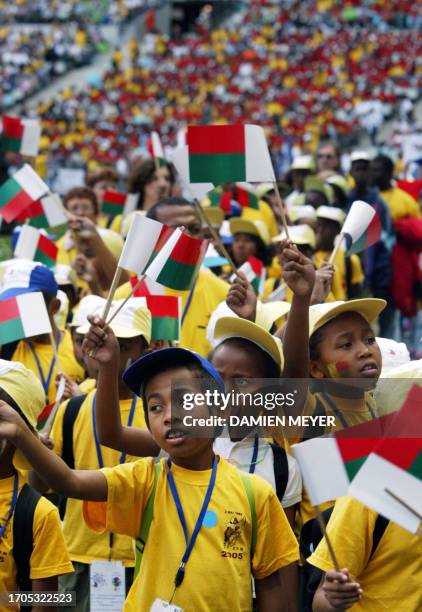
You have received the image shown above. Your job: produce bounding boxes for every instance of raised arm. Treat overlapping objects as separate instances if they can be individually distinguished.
[83,316,159,457]
[0,402,107,501]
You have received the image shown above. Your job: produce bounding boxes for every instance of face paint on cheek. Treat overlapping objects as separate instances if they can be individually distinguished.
[327,361,351,378]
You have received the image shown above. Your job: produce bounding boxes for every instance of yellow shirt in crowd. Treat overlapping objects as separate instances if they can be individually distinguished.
[50,389,147,566]
[309,496,422,612]
[0,473,73,607]
[314,250,364,301]
[12,330,84,405]
[380,186,420,221]
[84,457,299,612]
[115,268,229,356]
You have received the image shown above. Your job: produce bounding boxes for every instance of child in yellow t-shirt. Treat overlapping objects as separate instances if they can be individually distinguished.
[0,361,73,604]
[1,345,299,612]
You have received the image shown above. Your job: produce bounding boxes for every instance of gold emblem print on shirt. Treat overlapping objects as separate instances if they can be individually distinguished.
[222,513,246,556]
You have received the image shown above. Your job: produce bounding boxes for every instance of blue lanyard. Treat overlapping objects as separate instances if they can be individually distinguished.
[181,282,196,326]
[92,393,137,468]
[167,455,218,589]
[0,474,18,539]
[320,393,377,428]
[249,436,259,474]
[29,332,62,400]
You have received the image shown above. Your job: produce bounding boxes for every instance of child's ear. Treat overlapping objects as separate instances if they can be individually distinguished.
[48,297,61,316]
[310,360,325,379]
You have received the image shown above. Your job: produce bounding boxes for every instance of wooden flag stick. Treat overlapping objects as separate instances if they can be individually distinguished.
[41,376,66,437]
[193,199,240,277]
[329,233,345,265]
[102,266,123,320]
[106,275,146,326]
[273,182,290,239]
[385,488,422,521]
[314,504,341,572]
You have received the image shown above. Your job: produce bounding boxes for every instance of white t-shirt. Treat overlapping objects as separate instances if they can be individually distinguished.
[214,435,302,508]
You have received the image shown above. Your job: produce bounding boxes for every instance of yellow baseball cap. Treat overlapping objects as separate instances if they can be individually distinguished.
[255,183,275,199]
[326,174,350,196]
[229,218,270,246]
[213,316,284,368]
[0,360,45,430]
[77,296,152,342]
[289,205,316,223]
[316,206,346,225]
[291,155,315,171]
[272,224,316,249]
[309,299,387,337]
[203,207,224,228]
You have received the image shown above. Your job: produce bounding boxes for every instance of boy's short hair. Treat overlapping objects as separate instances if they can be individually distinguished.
[86,167,118,188]
[63,187,99,216]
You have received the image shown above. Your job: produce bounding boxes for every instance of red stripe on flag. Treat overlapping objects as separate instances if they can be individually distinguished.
[366,212,381,247]
[15,200,43,222]
[146,295,179,318]
[104,191,126,205]
[38,233,58,260]
[220,192,232,213]
[375,438,422,471]
[2,116,23,140]
[187,125,245,155]
[336,438,379,463]
[155,225,174,252]
[1,190,33,222]
[247,256,264,277]
[130,276,150,297]
[170,233,205,266]
[0,296,20,323]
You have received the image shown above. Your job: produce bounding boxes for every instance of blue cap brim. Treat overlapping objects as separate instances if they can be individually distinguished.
[123,347,224,397]
[0,287,49,301]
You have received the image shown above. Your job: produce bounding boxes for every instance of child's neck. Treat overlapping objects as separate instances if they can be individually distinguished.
[171,447,216,471]
[118,381,133,400]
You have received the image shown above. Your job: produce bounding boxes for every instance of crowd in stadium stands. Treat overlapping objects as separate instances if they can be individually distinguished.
[0,24,107,110]
[0,0,159,24]
[17,0,421,178]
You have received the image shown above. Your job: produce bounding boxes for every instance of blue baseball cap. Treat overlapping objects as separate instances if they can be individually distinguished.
[123,347,225,398]
[0,260,58,301]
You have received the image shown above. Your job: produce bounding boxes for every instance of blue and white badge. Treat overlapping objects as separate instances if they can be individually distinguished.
[150,599,183,612]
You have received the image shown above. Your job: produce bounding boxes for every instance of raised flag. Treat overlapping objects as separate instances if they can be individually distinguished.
[14,225,58,268]
[349,385,422,533]
[187,124,275,185]
[234,184,260,210]
[145,229,208,291]
[171,146,214,201]
[232,257,265,295]
[118,214,173,275]
[292,413,397,505]
[130,275,165,297]
[102,191,139,217]
[37,402,55,430]
[146,295,181,341]
[148,131,166,166]
[0,115,41,157]
[0,292,52,345]
[342,200,382,255]
[0,164,49,223]
[209,188,239,215]
[16,193,68,228]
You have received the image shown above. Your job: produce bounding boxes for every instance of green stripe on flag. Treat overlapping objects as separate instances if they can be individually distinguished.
[0,178,21,209]
[0,317,25,344]
[408,451,422,479]
[0,135,22,153]
[29,214,48,229]
[151,316,179,341]
[344,456,367,481]
[35,248,56,268]
[189,153,246,184]
[156,258,198,291]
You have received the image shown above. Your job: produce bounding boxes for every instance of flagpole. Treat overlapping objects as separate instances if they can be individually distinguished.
[273,182,290,239]
[40,376,65,437]
[102,266,123,320]
[385,488,422,521]
[105,274,146,326]
[328,233,345,265]
[314,505,341,572]
[153,156,160,173]
[193,199,240,277]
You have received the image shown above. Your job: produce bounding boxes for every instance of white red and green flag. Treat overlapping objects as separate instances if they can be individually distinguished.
[171,145,214,201]
[146,295,181,341]
[118,214,173,275]
[148,131,166,166]
[0,115,41,157]
[130,275,165,297]
[145,229,208,291]
[187,124,275,185]
[102,191,139,217]
[234,184,260,210]
[15,193,68,229]
[0,292,52,345]
[349,385,422,533]
[0,164,49,223]
[208,185,259,215]
[342,200,382,255]
[231,257,265,295]
[292,412,396,505]
[14,225,58,268]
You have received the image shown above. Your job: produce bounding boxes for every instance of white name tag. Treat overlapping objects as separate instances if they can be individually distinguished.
[150,598,183,612]
[90,560,126,611]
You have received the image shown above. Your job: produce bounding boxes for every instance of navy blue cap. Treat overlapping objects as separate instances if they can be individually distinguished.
[123,347,224,397]
[0,261,58,301]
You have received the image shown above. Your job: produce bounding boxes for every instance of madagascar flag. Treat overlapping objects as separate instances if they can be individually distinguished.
[0,165,48,223]
[234,184,259,210]
[146,295,180,341]
[37,402,55,430]
[145,229,208,291]
[14,225,58,268]
[209,187,240,216]
[0,293,52,345]
[102,191,138,217]
[0,115,41,157]
[187,124,275,185]
[342,200,382,255]
[15,193,67,229]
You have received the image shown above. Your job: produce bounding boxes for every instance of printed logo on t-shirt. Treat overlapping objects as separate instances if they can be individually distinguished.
[221,511,247,560]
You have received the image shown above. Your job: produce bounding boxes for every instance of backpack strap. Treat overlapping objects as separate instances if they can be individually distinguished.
[59,394,86,519]
[303,396,327,440]
[13,484,42,600]
[269,442,289,503]
[239,472,257,560]
[134,462,163,579]
[370,514,389,559]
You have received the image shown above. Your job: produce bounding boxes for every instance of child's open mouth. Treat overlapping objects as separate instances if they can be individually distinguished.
[165,429,187,445]
[359,362,378,377]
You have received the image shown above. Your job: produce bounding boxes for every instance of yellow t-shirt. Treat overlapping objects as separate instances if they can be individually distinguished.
[84,457,299,612]
[380,186,420,221]
[114,269,229,356]
[50,390,147,566]
[309,496,422,611]
[202,197,278,238]
[12,330,84,405]
[314,250,364,301]
[97,214,123,235]
[0,473,73,605]
[79,377,97,394]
